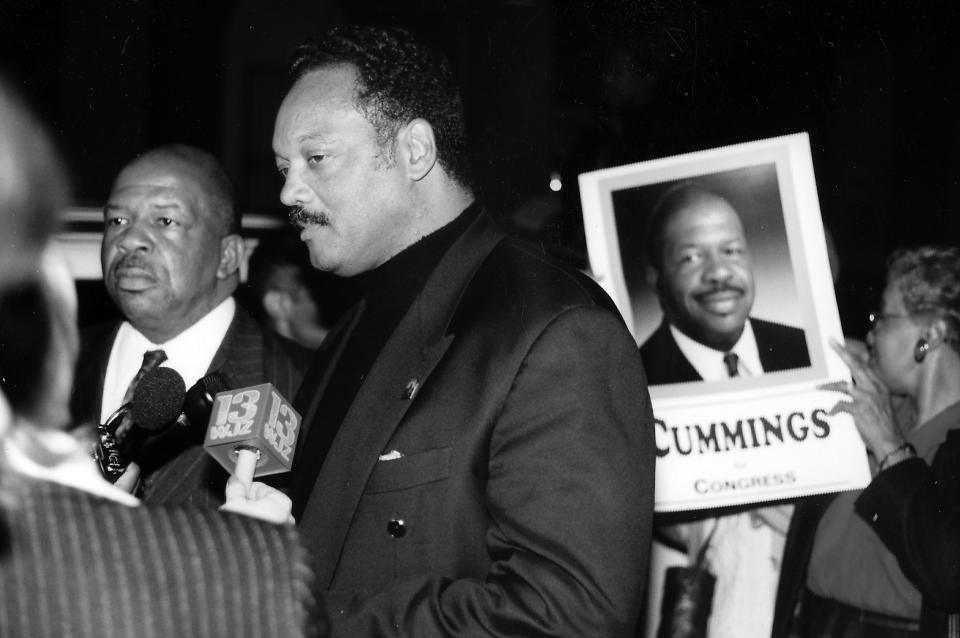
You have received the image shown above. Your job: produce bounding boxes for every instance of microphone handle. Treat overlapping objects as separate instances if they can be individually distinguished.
[103,402,131,434]
[93,404,130,482]
[234,446,261,492]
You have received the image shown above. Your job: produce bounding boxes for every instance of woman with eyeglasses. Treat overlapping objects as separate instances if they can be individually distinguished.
[773,245,960,638]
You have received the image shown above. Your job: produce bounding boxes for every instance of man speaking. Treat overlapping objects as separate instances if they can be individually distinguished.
[640,181,810,384]
[272,25,655,637]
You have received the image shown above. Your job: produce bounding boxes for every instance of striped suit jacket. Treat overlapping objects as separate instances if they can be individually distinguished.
[0,477,324,638]
[70,304,312,507]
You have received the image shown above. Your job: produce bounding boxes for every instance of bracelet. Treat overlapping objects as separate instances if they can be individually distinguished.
[876,442,917,472]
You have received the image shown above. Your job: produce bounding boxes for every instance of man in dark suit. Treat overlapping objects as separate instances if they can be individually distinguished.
[269,25,655,637]
[70,144,310,507]
[0,76,322,638]
[639,182,809,385]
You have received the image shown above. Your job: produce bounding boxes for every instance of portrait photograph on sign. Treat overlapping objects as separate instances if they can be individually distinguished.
[580,133,871,513]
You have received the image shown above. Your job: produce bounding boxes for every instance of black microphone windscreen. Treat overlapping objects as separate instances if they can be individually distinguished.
[182,371,233,428]
[131,367,187,432]
[201,371,232,396]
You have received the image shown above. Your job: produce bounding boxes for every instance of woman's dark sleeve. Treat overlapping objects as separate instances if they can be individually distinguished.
[854,431,960,611]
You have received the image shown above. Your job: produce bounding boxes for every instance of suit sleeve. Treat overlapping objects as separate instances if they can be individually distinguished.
[854,434,960,611]
[328,306,656,637]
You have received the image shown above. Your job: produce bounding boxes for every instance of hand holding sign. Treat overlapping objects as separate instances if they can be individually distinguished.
[819,338,902,461]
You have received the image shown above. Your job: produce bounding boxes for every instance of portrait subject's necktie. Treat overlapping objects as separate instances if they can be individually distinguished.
[723,351,740,378]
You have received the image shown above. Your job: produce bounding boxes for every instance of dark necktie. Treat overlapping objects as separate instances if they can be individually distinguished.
[113,349,167,439]
[723,351,740,377]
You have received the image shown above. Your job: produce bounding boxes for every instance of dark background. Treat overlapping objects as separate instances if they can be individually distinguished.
[3,0,959,337]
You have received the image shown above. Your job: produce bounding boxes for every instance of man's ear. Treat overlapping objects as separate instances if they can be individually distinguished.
[217,234,244,279]
[399,118,437,181]
[645,264,659,290]
[924,317,949,350]
[262,290,291,323]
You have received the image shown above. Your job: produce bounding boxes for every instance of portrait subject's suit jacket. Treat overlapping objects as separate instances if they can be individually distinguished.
[639,317,810,385]
[293,211,656,637]
[0,477,323,638]
[70,305,311,507]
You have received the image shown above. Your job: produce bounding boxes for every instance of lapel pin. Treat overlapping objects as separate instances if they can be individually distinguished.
[402,378,420,400]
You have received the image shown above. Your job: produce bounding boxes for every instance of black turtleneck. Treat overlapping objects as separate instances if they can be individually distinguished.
[290,202,480,518]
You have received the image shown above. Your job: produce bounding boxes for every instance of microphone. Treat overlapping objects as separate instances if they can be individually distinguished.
[118,367,187,460]
[177,371,233,432]
[203,383,302,490]
[94,367,186,482]
[128,371,233,476]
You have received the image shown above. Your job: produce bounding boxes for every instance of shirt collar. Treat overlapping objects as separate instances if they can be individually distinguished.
[102,297,235,422]
[669,318,763,380]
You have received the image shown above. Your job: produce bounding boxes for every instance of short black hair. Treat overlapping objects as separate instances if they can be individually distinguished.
[288,25,473,190]
[644,181,737,271]
[134,144,240,235]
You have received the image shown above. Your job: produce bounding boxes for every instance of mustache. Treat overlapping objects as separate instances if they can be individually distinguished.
[111,254,155,276]
[694,283,745,298]
[288,206,329,228]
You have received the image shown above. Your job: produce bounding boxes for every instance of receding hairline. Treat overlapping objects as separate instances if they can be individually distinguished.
[661,189,739,228]
[279,64,367,129]
[281,62,403,154]
[116,147,238,234]
[646,185,745,271]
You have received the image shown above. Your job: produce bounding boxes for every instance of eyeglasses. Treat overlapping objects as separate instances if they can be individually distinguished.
[868,310,911,328]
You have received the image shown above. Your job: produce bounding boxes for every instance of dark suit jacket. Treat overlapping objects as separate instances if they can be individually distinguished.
[639,317,810,385]
[70,305,311,507]
[0,477,323,638]
[773,428,960,637]
[292,211,656,637]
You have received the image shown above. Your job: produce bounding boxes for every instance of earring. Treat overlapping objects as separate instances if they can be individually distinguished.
[914,338,930,363]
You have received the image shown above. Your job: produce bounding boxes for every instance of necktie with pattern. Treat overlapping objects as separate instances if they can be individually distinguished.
[113,349,167,440]
[723,351,740,377]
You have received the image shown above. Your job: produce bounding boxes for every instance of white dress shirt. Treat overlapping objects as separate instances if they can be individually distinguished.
[100,297,236,423]
[669,318,764,380]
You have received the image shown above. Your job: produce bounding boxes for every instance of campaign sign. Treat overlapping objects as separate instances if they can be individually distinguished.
[579,133,871,511]
[652,386,868,512]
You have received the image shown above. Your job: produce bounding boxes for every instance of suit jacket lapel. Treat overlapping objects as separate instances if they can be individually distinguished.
[208,307,263,387]
[291,303,363,461]
[300,211,504,588]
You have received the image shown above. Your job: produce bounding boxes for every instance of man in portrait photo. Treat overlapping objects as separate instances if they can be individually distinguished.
[639,180,810,385]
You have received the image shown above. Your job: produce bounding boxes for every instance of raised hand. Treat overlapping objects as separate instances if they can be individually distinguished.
[818,338,904,461]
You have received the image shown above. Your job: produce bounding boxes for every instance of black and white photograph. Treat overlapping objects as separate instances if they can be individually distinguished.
[581,134,845,401]
[2,3,960,637]
[615,164,811,387]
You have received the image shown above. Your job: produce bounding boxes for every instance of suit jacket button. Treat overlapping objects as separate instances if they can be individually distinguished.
[387,519,406,538]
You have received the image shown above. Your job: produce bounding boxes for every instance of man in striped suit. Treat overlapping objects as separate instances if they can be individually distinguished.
[0,76,323,638]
